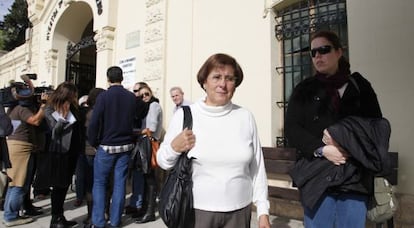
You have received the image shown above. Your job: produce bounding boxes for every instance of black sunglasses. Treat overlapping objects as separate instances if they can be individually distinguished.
[310,45,333,57]
[133,89,139,93]
[140,92,150,98]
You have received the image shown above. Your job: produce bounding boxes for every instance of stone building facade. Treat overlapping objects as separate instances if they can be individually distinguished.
[0,0,413,226]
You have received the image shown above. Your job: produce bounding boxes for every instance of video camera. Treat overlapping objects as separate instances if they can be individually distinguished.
[0,74,54,107]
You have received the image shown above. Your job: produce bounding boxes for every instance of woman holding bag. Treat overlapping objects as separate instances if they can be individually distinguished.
[134,85,163,224]
[157,53,270,228]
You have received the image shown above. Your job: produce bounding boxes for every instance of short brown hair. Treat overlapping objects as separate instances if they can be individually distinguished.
[197,53,244,89]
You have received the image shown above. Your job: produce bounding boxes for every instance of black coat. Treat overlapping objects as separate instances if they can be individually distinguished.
[290,116,391,209]
[35,106,81,188]
[0,104,12,169]
[285,72,383,208]
[285,72,382,158]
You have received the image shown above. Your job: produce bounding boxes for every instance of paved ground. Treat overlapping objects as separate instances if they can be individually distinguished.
[0,191,304,228]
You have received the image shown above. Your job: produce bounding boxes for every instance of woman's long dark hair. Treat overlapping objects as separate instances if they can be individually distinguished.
[47,82,78,112]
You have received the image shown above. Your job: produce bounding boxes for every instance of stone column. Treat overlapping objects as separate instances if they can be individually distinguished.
[45,49,58,86]
[94,26,115,88]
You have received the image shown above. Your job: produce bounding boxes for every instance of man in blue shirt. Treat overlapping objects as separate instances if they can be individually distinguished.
[88,66,136,228]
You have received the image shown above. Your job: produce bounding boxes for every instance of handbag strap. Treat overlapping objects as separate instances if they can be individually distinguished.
[181,106,193,155]
[182,106,192,131]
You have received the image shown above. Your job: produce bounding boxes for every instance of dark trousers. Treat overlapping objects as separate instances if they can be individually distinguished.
[51,186,69,215]
[194,204,252,228]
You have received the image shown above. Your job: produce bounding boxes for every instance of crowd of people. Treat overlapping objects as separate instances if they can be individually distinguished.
[0,62,200,227]
[0,30,388,228]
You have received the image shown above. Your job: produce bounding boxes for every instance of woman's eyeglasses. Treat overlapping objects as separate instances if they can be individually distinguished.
[140,92,150,98]
[133,89,139,93]
[210,75,237,84]
[310,45,333,58]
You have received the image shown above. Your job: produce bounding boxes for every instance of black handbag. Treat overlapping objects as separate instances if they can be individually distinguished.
[158,105,195,228]
[129,134,152,174]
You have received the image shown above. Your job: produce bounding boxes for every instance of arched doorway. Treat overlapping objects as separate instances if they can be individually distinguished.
[51,1,96,97]
[66,20,96,97]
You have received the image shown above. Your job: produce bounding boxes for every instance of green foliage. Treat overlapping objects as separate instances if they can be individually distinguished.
[0,29,5,50]
[2,0,31,51]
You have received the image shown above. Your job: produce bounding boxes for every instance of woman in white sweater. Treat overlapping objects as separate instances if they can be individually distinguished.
[157,53,270,228]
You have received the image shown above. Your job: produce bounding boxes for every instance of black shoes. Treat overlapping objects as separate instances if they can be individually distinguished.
[50,215,77,228]
[131,210,146,218]
[23,205,43,217]
[124,205,137,215]
[135,185,157,224]
[134,213,155,223]
[23,208,44,216]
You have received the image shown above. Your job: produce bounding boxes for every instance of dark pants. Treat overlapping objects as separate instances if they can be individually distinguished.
[194,204,252,228]
[51,186,69,215]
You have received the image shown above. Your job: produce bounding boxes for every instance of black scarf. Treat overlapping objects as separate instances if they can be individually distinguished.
[138,96,160,120]
[315,65,350,112]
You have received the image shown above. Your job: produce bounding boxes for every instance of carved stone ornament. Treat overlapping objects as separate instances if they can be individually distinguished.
[143,0,165,82]
[45,49,58,72]
[144,43,163,62]
[144,23,163,44]
[143,61,163,81]
[94,27,115,52]
[145,0,162,8]
[146,6,164,25]
[27,0,45,24]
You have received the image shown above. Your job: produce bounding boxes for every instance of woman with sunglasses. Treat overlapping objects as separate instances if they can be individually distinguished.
[285,31,383,227]
[134,85,163,224]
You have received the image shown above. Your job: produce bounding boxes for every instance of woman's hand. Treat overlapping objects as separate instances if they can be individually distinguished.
[258,214,271,228]
[171,128,195,153]
[322,129,340,146]
[141,128,149,135]
[321,129,349,165]
[322,145,349,165]
[40,92,49,103]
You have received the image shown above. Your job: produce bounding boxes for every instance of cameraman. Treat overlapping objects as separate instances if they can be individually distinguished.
[2,92,48,227]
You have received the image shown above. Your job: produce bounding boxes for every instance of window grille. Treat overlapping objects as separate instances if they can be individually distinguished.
[274,0,348,147]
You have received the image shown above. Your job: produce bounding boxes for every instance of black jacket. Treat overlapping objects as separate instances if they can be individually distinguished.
[290,116,391,209]
[0,104,12,169]
[285,72,382,158]
[285,72,383,209]
[37,106,81,188]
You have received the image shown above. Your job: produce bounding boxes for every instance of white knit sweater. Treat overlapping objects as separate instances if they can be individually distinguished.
[157,97,269,217]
